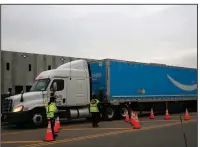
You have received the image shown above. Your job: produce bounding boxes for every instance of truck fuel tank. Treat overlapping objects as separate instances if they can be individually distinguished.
[67,107,91,119]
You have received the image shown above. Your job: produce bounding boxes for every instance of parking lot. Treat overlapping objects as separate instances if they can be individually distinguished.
[1,113,197,147]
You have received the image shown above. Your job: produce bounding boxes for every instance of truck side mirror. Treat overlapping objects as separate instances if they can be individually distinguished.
[52,82,57,92]
[20,90,24,102]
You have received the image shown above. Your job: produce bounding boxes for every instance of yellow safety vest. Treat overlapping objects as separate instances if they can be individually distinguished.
[90,99,99,112]
[52,102,58,113]
[46,102,57,118]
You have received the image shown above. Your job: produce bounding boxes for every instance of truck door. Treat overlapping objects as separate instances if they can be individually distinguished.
[50,78,67,106]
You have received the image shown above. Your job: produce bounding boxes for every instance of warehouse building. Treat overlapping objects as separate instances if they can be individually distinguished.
[1,50,95,95]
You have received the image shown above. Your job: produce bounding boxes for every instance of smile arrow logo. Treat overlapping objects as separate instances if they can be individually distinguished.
[167,74,197,91]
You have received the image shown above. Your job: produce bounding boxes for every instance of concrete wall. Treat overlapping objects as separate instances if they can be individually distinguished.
[1,51,13,93]
[1,50,96,94]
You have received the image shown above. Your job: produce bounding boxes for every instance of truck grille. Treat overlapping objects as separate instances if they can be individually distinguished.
[2,99,13,112]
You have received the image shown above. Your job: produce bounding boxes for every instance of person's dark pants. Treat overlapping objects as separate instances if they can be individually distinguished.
[48,118,57,138]
[91,112,100,127]
[128,109,131,119]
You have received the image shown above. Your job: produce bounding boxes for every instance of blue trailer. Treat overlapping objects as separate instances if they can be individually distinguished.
[89,59,197,120]
[1,58,197,126]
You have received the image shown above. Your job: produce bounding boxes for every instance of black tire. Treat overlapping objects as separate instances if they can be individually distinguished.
[29,109,47,128]
[119,106,127,119]
[103,106,116,121]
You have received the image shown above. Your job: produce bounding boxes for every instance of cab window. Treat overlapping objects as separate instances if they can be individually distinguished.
[50,79,64,91]
[30,78,50,92]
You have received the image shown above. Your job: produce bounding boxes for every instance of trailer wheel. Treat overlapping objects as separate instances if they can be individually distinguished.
[120,107,127,118]
[104,106,115,121]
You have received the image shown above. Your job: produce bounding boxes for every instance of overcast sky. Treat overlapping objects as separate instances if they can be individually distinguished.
[1,5,197,68]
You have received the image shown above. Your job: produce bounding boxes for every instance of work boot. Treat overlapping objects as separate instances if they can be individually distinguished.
[53,134,58,139]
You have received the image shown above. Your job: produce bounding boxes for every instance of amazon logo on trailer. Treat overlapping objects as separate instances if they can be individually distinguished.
[167,74,197,91]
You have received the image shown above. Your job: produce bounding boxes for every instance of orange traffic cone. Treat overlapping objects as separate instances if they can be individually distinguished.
[56,117,61,130]
[164,109,170,120]
[43,120,55,142]
[133,112,141,129]
[124,109,130,122]
[184,108,190,121]
[149,108,155,119]
[130,111,136,126]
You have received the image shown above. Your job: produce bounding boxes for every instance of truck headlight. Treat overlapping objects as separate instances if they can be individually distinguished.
[13,105,24,112]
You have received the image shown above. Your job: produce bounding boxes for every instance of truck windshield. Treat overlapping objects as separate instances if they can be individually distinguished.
[30,78,50,92]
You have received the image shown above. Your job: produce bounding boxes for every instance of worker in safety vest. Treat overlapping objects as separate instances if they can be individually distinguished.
[90,97,100,128]
[46,94,58,139]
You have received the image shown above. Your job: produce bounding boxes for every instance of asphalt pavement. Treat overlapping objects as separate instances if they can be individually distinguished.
[1,113,197,147]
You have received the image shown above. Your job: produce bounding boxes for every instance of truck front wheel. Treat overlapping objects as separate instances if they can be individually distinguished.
[30,109,47,128]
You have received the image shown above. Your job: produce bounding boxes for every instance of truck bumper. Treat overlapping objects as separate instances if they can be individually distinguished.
[2,111,30,124]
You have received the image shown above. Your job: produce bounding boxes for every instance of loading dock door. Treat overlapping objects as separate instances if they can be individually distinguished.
[15,86,23,94]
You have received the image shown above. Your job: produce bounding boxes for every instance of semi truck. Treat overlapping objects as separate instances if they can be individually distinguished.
[2,59,197,127]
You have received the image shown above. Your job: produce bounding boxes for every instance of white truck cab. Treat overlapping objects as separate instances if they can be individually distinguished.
[2,60,92,127]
